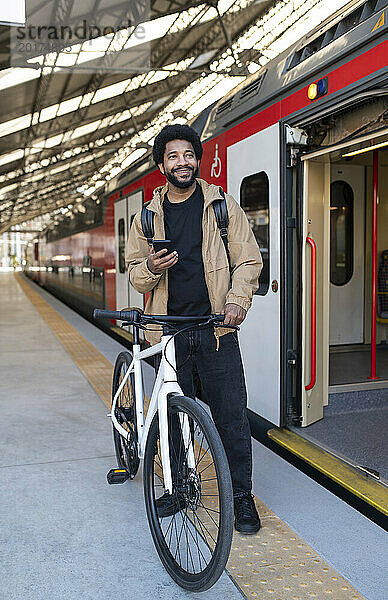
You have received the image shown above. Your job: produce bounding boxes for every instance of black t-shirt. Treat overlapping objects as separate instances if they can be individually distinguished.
[164,184,211,318]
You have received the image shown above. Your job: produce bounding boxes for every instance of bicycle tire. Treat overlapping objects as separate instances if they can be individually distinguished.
[112,351,139,479]
[143,395,233,591]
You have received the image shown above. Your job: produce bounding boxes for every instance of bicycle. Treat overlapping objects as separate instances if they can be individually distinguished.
[93,308,235,592]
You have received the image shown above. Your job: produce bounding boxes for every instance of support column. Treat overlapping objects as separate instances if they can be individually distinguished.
[368,149,379,380]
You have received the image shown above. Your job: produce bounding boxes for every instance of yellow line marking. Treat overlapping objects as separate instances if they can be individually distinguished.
[16,274,113,409]
[18,274,368,599]
[268,427,388,516]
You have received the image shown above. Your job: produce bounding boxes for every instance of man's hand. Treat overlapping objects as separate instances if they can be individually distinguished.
[222,303,247,327]
[147,246,178,274]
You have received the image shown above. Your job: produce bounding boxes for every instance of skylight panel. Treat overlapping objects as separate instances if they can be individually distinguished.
[27,172,45,183]
[123,15,175,50]
[91,79,131,103]
[119,147,147,170]
[131,102,152,117]
[188,77,245,117]
[0,149,24,167]
[43,134,65,149]
[39,104,60,122]
[0,171,19,184]
[57,97,82,117]
[70,121,102,140]
[110,110,131,125]
[169,6,207,34]
[0,67,40,92]
[189,51,218,70]
[0,183,18,197]
[0,114,32,139]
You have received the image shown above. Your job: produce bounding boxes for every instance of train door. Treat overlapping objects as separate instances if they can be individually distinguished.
[228,123,282,425]
[127,191,143,309]
[329,165,365,345]
[301,157,330,426]
[114,191,143,310]
[115,198,128,310]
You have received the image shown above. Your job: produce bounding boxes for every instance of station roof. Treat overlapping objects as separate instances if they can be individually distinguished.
[0,0,353,235]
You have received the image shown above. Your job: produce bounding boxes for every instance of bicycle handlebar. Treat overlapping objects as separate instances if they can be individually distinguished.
[93,308,237,328]
[93,309,125,320]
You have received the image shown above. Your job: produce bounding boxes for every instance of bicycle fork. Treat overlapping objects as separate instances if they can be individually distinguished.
[157,336,196,495]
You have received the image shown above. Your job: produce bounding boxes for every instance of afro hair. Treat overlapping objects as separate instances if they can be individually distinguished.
[152,124,203,166]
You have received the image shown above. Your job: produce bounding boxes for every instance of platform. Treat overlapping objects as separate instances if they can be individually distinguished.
[1,272,387,600]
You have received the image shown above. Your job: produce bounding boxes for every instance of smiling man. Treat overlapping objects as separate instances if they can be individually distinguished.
[126,124,263,534]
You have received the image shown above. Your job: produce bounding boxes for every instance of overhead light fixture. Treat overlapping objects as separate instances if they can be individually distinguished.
[342,140,388,157]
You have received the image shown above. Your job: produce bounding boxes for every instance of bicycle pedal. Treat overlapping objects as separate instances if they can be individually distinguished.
[107,469,129,484]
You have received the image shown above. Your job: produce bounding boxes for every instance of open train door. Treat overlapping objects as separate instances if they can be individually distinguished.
[300,156,330,426]
[114,191,143,310]
[228,123,282,426]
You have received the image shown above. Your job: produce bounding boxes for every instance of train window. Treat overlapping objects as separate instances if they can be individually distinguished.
[240,172,269,295]
[118,218,126,274]
[330,181,354,286]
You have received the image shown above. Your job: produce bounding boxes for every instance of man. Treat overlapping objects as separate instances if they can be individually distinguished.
[126,124,263,534]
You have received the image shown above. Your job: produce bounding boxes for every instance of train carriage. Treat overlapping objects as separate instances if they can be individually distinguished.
[26,0,388,514]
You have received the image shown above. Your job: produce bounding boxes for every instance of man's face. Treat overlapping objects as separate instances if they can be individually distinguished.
[159,139,199,189]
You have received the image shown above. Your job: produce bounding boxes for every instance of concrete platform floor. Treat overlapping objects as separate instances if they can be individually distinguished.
[1,272,387,600]
[0,274,241,600]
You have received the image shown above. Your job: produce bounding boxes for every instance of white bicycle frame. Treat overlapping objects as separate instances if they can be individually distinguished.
[110,333,196,494]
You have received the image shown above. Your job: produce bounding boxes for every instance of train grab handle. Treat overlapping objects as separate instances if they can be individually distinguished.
[305,237,317,391]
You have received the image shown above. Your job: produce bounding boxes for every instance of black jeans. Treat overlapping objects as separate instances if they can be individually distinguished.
[156,328,252,496]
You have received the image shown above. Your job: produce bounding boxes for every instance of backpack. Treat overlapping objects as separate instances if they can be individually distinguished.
[140,187,231,274]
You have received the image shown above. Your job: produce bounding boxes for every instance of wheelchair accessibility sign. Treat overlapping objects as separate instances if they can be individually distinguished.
[211,144,222,178]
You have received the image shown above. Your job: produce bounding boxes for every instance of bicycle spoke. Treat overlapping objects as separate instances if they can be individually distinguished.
[192,509,205,573]
[173,512,183,567]
[180,506,210,568]
[165,516,175,548]
[192,508,218,548]
[198,501,221,530]
[197,462,214,474]
[174,512,187,567]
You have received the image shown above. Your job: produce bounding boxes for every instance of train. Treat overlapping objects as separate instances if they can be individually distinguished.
[26,0,388,517]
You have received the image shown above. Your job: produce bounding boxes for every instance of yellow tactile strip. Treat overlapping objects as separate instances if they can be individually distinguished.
[17,274,112,409]
[17,273,366,600]
[227,497,366,600]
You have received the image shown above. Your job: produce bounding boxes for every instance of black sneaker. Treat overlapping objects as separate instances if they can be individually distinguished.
[234,493,261,534]
[156,491,187,518]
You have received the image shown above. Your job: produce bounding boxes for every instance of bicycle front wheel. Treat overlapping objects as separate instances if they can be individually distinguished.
[143,395,233,592]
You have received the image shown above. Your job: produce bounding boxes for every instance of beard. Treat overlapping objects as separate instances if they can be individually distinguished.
[165,165,199,189]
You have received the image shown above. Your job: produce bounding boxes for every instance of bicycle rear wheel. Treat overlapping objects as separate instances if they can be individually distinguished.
[112,351,139,479]
[143,395,233,591]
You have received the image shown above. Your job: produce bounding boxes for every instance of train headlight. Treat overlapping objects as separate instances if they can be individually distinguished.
[308,77,328,101]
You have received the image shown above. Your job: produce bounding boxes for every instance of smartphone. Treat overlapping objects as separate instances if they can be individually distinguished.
[152,239,173,254]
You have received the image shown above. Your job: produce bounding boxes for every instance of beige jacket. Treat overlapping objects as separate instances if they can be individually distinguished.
[125,178,263,345]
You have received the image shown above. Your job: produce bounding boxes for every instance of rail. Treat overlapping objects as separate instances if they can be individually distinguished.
[305,237,317,391]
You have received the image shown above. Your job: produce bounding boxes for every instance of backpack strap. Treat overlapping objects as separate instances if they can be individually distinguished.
[141,191,232,273]
[141,203,154,246]
[213,188,231,275]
